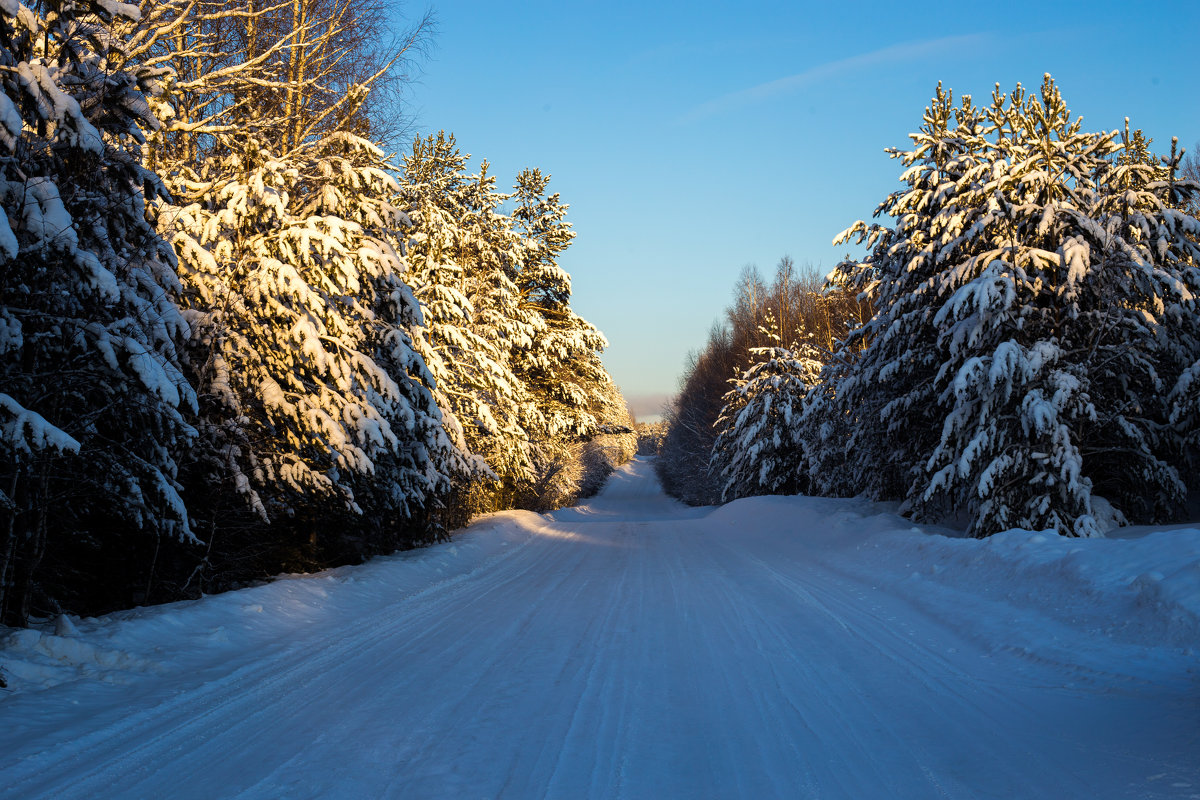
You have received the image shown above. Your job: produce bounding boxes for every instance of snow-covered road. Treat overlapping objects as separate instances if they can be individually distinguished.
[1,457,1197,798]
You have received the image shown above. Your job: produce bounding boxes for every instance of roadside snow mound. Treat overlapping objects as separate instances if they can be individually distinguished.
[1,625,164,689]
[0,510,548,696]
[709,494,1200,656]
[884,525,1200,649]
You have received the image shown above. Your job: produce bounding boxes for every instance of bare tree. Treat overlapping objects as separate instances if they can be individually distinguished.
[129,0,433,174]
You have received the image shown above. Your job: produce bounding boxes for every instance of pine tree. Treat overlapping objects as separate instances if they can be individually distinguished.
[805,83,989,505]
[129,0,461,574]
[511,168,610,434]
[810,76,1200,537]
[0,0,197,623]
[400,133,532,509]
[509,167,614,505]
[163,132,468,533]
[926,78,1200,535]
[713,330,822,501]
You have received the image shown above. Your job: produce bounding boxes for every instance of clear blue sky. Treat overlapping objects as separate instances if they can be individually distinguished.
[402,0,1200,420]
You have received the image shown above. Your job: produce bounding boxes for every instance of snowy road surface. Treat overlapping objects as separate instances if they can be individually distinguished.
[1,457,1198,798]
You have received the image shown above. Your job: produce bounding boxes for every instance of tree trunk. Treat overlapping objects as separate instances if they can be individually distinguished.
[11,468,50,626]
[143,533,161,606]
[0,471,18,624]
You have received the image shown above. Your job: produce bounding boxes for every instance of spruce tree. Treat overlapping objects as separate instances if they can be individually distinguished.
[511,168,610,440]
[163,132,468,532]
[713,332,822,501]
[805,83,989,506]
[809,76,1200,537]
[0,0,197,623]
[924,78,1200,535]
[400,133,532,509]
[510,167,614,505]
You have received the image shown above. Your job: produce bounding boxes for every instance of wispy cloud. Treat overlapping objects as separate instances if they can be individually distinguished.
[621,34,807,72]
[680,34,990,123]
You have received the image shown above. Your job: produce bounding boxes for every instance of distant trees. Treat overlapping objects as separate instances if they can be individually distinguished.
[0,1,628,624]
[712,342,822,501]
[635,421,667,455]
[656,258,867,505]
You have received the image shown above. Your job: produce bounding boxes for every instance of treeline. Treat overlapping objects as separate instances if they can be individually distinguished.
[657,258,867,504]
[661,76,1200,538]
[0,0,632,626]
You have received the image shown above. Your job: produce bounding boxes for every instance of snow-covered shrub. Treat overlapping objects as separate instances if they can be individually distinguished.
[578,431,637,499]
[520,390,637,511]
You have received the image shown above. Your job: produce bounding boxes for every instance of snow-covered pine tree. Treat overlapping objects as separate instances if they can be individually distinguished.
[461,159,547,500]
[804,83,990,505]
[511,168,610,434]
[0,0,197,623]
[400,133,534,510]
[1115,128,1169,185]
[163,131,470,536]
[295,133,480,534]
[925,78,1200,536]
[815,76,1200,537]
[126,0,464,566]
[713,315,823,502]
[509,167,615,505]
[1158,144,1200,491]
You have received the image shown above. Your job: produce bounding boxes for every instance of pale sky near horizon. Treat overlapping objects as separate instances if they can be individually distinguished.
[402,1,1200,420]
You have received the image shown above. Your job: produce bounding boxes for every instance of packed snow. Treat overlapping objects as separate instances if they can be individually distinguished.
[0,457,1197,798]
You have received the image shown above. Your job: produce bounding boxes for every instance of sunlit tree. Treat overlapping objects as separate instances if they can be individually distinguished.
[809,76,1200,537]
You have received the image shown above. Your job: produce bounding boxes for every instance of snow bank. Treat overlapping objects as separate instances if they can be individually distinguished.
[870,523,1200,660]
[0,510,549,696]
[3,486,1197,700]
[707,493,1200,667]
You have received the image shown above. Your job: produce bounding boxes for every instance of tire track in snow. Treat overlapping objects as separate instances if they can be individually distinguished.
[2,458,1195,800]
[698,521,1172,799]
[3,520,572,799]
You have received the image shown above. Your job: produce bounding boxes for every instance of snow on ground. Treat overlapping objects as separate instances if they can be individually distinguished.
[0,457,1197,799]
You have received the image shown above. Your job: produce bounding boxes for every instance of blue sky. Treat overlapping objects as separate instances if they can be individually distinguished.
[402,0,1200,420]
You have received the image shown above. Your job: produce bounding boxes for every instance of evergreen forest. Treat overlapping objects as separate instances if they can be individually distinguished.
[0,0,634,626]
[4,0,1200,633]
[660,76,1200,539]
